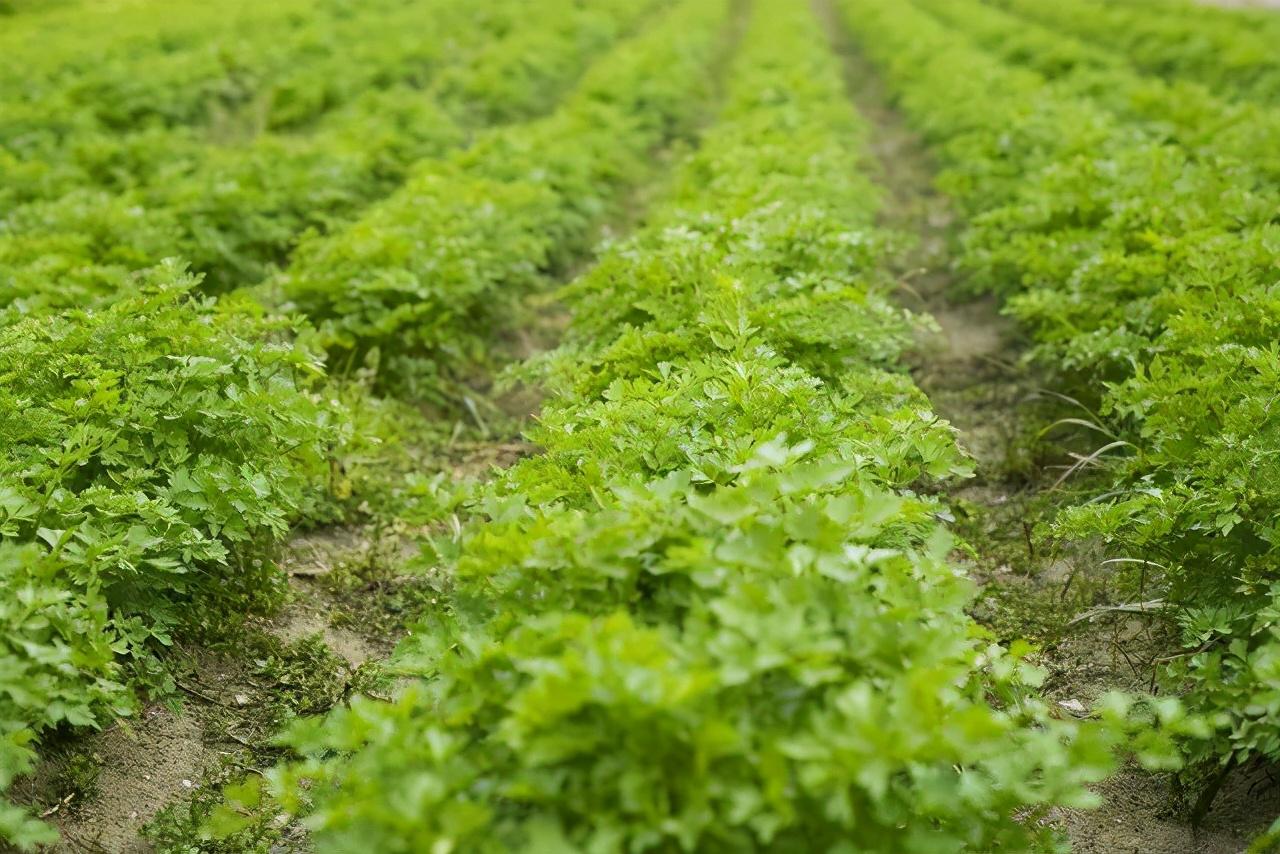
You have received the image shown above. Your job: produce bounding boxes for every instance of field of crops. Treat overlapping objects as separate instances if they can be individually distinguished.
[3,0,1280,851]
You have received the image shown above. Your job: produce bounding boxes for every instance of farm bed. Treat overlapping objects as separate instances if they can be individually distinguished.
[3,0,1280,850]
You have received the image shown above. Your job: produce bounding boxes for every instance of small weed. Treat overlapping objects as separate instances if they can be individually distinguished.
[254,635,348,719]
[144,761,303,854]
[27,749,105,818]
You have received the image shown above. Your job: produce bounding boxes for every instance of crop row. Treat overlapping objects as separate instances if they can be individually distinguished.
[987,0,1280,107]
[1,0,658,311]
[259,1,1187,850]
[912,0,1280,185]
[841,0,1280,815]
[0,0,318,92]
[2,0,460,211]
[0,281,339,848]
[1,0,487,137]
[4,0,657,210]
[277,0,732,399]
[0,0,732,846]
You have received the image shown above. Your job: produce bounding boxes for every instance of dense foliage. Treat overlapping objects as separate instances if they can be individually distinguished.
[1,0,654,310]
[987,0,1280,107]
[279,0,728,398]
[4,0,473,137]
[264,2,1193,850]
[4,0,1277,847]
[913,0,1280,185]
[0,0,715,844]
[842,0,1280,808]
[0,273,339,845]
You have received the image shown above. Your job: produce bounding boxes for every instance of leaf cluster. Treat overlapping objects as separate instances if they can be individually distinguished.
[842,0,1280,783]
[267,3,1157,850]
[0,272,339,845]
[280,0,727,399]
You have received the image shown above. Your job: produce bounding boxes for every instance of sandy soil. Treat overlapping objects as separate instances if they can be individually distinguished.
[33,527,391,853]
[50,708,214,853]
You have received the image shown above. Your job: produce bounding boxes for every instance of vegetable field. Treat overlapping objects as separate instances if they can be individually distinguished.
[2,0,1279,851]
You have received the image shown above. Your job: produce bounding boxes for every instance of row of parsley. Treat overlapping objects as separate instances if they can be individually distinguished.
[2,0,535,209]
[988,0,1280,108]
[0,0,728,846]
[274,0,731,399]
[842,0,1280,832]
[259,0,1194,850]
[2,0,661,309]
[2,0,468,141]
[910,0,1280,187]
[0,0,356,93]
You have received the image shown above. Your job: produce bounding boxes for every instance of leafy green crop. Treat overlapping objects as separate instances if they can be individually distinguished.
[841,0,1280,804]
[912,0,1280,185]
[1,0,655,311]
[988,0,1280,107]
[0,2,722,845]
[0,267,341,845]
[0,270,339,618]
[2,0,457,138]
[6,0,1259,848]
[280,0,729,399]
[262,2,1191,849]
[0,544,128,850]
[0,0,327,100]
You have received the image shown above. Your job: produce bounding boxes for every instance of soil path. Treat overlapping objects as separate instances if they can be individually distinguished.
[45,530,389,853]
[815,0,1279,851]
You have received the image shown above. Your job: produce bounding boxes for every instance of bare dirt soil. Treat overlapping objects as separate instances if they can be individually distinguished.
[48,709,213,853]
[29,528,396,853]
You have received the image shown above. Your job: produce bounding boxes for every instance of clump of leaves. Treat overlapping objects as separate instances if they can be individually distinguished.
[840,0,1280,807]
[264,2,1186,850]
[0,268,342,845]
[0,266,341,639]
[46,750,103,811]
[145,765,297,854]
[253,635,349,724]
